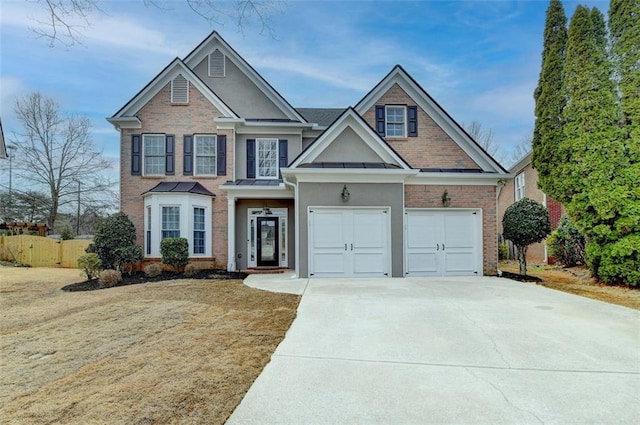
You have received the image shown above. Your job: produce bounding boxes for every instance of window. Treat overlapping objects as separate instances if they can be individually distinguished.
[146,206,152,255]
[144,135,165,175]
[171,74,189,103]
[515,173,525,201]
[209,49,225,77]
[257,138,278,179]
[162,206,180,239]
[385,106,406,137]
[195,135,217,175]
[193,207,205,254]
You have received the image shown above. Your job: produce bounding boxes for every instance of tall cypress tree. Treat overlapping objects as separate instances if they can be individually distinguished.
[532,0,567,201]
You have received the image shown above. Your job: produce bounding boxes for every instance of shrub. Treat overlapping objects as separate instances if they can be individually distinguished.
[503,198,551,275]
[77,253,102,279]
[498,243,509,261]
[144,263,162,278]
[99,269,122,288]
[547,216,586,267]
[60,226,73,240]
[184,263,198,277]
[161,238,189,272]
[93,212,142,273]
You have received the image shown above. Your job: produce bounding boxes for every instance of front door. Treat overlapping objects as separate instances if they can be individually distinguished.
[257,217,279,266]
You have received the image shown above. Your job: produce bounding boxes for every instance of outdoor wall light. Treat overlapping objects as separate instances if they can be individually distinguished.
[262,206,272,215]
[341,185,351,202]
[442,190,451,207]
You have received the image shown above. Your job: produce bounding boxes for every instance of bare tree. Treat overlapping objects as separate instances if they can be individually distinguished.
[10,92,114,230]
[463,120,504,162]
[31,0,286,47]
[508,135,532,167]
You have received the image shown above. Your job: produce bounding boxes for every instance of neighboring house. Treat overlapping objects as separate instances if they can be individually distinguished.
[108,32,509,278]
[498,151,565,264]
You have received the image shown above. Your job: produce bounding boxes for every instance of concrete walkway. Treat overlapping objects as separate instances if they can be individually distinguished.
[228,276,640,424]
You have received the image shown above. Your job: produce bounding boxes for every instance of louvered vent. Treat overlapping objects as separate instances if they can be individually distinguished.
[208,49,225,77]
[171,74,189,103]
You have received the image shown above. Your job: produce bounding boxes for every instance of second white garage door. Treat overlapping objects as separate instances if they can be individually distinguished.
[406,209,482,276]
[309,208,391,278]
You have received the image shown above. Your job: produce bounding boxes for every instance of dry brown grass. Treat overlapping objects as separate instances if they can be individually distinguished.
[0,266,299,424]
[500,261,640,310]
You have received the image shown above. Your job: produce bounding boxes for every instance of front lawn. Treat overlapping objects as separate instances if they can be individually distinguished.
[499,261,640,310]
[0,267,299,424]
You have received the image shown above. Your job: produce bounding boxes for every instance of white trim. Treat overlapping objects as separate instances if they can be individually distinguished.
[193,134,218,176]
[109,58,237,123]
[170,74,189,104]
[354,66,506,174]
[227,196,236,271]
[247,207,288,268]
[219,185,294,200]
[282,168,416,184]
[406,172,512,186]
[385,105,407,138]
[183,32,306,122]
[256,138,279,179]
[289,109,411,170]
[208,49,226,77]
[515,172,525,201]
[142,134,166,176]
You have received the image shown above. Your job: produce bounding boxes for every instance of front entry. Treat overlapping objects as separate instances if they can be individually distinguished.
[257,216,279,266]
[247,208,288,268]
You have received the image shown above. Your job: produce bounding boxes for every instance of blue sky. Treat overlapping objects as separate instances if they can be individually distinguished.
[1,0,609,183]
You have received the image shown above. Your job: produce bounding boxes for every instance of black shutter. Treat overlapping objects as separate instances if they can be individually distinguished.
[183,135,193,176]
[375,105,385,136]
[165,134,175,175]
[217,135,227,176]
[278,139,288,178]
[246,138,256,179]
[131,134,141,175]
[408,106,418,137]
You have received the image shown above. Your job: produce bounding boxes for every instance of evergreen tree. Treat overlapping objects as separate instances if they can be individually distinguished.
[532,0,567,201]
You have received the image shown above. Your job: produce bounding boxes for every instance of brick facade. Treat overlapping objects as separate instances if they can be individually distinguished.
[405,185,498,275]
[120,83,232,267]
[361,83,477,169]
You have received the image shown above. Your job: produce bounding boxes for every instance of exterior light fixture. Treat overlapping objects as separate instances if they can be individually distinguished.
[262,206,272,215]
[442,190,451,207]
[341,185,350,202]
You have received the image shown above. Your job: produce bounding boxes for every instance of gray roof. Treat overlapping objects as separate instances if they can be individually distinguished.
[225,179,283,186]
[143,182,215,196]
[420,168,486,173]
[296,108,346,127]
[299,162,402,169]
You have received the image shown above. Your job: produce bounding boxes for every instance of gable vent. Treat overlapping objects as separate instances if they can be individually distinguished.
[171,74,189,103]
[208,49,225,77]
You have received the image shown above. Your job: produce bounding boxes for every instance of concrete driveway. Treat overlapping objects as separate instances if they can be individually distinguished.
[228,277,640,424]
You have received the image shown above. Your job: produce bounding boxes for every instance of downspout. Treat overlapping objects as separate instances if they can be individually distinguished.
[496,179,507,277]
[282,172,299,278]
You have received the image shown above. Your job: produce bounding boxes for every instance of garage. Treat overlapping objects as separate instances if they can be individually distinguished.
[405,209,481,276]
[308,208,391,278]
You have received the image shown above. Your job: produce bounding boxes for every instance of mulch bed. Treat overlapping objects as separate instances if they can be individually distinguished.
[62,269,248,292]
[500,270,543,283]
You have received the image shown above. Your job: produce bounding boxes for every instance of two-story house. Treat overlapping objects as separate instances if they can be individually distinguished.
[498,151,565,264]
[108,32,509,278]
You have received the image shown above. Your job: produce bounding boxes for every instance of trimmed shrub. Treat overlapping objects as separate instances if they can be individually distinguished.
[99,269,122,288]
[144,263,162,278]
[503,198,551,275]
[77,253,102,279]
[93,212,142,273]
[161,238,189,272]
[184,263,197,277]
[547,216,586,267]
[498,243,509,261]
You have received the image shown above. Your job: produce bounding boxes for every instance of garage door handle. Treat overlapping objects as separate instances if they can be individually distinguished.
[443,244,445,250]
[344,243,347,251]
[351,243,354,251]
[436,244,439,251]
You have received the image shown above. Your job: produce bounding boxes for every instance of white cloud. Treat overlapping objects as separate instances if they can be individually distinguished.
[0,77,26,121]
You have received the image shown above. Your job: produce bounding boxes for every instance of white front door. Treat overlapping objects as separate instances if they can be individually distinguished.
[406,210,481,276]
[309,208,390,278]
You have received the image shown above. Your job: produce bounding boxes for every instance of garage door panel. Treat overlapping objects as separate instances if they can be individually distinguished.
[312,253,348,275]
[353,252,387,275]
[407,252,438,275]
[353,212,387,249]
[444,214,476,248]
[312,212,345,249]
[406,213,438,248]
[444,252,476,274]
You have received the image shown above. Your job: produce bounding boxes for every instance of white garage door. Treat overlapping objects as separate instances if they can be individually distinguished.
[406,210,481,276]
[309,208,390,278]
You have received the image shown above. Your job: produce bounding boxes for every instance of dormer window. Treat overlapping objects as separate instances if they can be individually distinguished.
[171,74,189,103]
[208,49,226,77]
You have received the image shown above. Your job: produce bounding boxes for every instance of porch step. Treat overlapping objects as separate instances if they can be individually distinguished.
[241,267,293,275]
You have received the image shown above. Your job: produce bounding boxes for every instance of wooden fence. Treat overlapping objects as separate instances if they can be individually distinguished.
[0,235,92,268]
